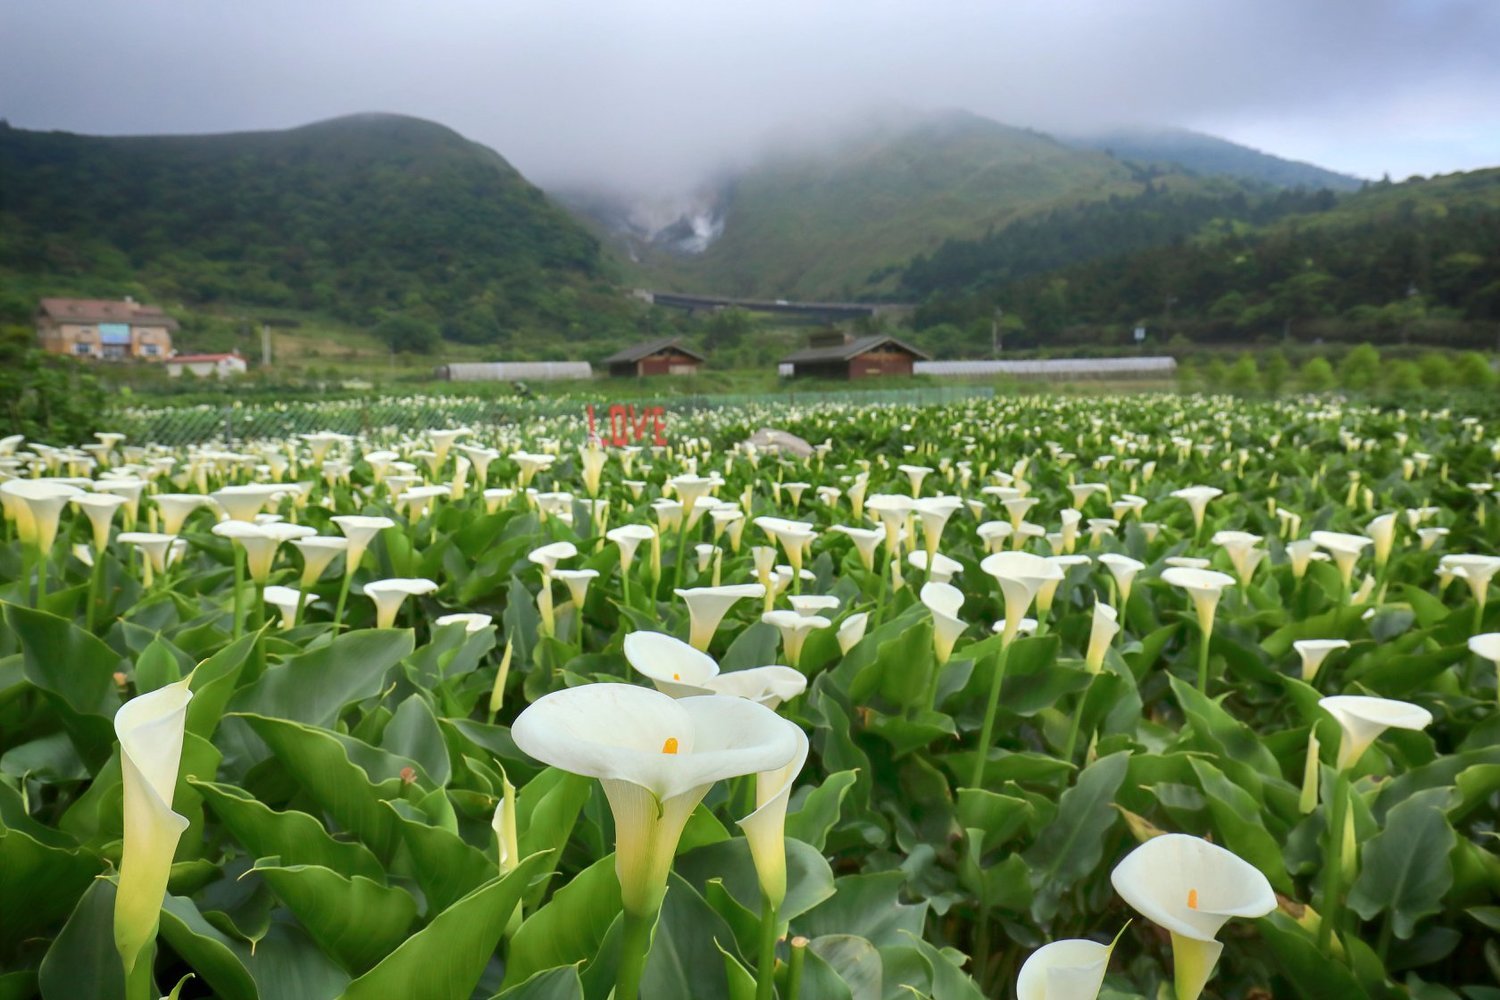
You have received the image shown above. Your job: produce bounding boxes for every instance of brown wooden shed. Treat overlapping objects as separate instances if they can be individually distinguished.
[780,334,930,379]
[603,338,707,377]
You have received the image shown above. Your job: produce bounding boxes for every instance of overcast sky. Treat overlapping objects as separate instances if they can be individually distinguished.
[4,0,1498,194]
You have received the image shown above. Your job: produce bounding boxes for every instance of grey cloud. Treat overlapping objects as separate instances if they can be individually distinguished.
[2,0,1497,191]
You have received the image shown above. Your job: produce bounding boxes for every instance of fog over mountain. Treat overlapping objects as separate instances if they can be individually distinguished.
[4,0,1498,200]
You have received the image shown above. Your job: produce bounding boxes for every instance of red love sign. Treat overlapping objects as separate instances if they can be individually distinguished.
[587,404,668,447]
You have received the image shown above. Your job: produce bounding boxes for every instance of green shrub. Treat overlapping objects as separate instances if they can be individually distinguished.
[1298,356,1336,392]
[1452,351,1498,389]
[1338,343,1381,391]
[1418,352,1456,388]
[1384,360,1424,394]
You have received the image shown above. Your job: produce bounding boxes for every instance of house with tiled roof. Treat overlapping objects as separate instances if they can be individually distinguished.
[35,296,177,361]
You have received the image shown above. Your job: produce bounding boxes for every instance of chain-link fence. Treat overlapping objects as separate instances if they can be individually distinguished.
[110,385,996,448]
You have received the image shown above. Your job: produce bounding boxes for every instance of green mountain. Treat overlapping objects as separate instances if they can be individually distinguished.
[581,109,1205,301]
[1061,126,1363,192]
[0,113,630,347]
[905,167,1500,353]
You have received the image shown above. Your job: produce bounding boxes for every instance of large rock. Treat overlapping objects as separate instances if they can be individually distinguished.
[746,428,814,458]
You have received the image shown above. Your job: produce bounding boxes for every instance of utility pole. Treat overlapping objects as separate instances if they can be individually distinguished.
[261,322,273,368]
[992,307,1003,357]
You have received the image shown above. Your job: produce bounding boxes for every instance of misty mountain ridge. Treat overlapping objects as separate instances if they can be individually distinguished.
[1058,125,1364,192]
[558,107,1369,299]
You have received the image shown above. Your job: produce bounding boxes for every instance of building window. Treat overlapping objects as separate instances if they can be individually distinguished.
[141,344,160,356]
[73,342,93,356]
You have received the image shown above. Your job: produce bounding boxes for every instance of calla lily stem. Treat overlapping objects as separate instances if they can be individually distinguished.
[88,549,106,632]
[970,641,1011,788]
[616,908,654,1000]
[124,938,156,1000]
[785,936,807,1000]
[231,547,245,640]
[333,567,354,629]
[756,898,779,1000]
[1196,627,1211,694]
[1317,770,1351,952]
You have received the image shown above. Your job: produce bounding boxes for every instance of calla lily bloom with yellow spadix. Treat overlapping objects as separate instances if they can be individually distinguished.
[1319,695,1432,771]
[1293,639,1349,682]
[511,684,799,1000]
[114,676,194,993]
[1110,834,1276,1000]
[675,583,766,650]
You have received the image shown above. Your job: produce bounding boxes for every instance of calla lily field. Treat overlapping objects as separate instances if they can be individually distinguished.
[1,391,1498,999]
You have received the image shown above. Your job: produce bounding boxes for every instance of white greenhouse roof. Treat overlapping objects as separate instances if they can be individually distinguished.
[440,362,593,381]
[915,357,1177,377]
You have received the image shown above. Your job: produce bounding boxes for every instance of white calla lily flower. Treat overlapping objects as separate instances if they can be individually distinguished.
[980,551,1063,647]
[832,524,884,570]
[920,581,967,665]
[1293,639,1349,682]
[674,584,766,650]
[762,610,831,669]
[1016,938,1111,1000]
[262,585,314,628]
[1170,485,1223,534]
[511,684,799,915]
[1086,602,1120,674]
[329,514,395,573]
[363,577,438,629]
[1111,834,1276,1000]
[738,720,810,909]
[1098,553,1145,606]
[837,612,869,654]
[435,612,494,634]
[290,535,348,587]
[1310,531,1373,590]
[114,677,194,983]
[1319,695,1432,770]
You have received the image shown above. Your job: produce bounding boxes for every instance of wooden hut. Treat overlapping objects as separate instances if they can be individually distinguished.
[603,338,706,378]
[780,334,929,379]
